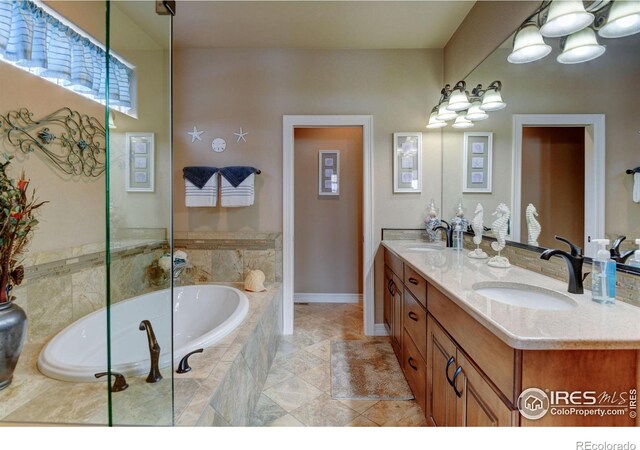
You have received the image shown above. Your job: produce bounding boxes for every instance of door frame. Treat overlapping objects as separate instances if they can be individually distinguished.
[283,115,374,335]
[512,114,605,256]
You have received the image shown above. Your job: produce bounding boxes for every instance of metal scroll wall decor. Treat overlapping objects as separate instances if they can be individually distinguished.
[0,107,106,177]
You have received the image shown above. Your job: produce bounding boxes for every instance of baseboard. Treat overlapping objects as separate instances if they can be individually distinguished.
[294,293,362,304]
[373,324,389,336]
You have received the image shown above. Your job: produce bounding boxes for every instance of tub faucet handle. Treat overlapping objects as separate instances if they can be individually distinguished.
[95,371,129,392]
[176,348,204,374]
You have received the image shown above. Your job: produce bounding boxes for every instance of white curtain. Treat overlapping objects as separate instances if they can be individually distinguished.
[0,0,132,109]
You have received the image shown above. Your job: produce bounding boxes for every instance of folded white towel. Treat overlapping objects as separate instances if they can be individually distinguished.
[221,173,255,207]
[185,175,217,207]
[634,172,640,203]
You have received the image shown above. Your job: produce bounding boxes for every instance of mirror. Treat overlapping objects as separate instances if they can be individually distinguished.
[441,27,640,265]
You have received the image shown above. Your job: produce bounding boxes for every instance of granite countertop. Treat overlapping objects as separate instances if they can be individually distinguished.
[382,240,640,351]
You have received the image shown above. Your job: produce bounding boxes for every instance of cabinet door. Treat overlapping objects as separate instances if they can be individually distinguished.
[453,352,517,427]
[426,315,457,427]
[383,266,393,335]
[392,274,403,354]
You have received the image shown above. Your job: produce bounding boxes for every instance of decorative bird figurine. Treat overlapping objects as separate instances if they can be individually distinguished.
[526,203,541,247]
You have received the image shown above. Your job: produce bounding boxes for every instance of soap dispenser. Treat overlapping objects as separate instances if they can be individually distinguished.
[591,239,616,304]
[630,239,640,268]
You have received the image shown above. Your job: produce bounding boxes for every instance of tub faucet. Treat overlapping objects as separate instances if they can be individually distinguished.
[610,236,635,264]
[433,220,454,247]
[173,260,192,282]
[139,320,163,383]
[539,236,585,295]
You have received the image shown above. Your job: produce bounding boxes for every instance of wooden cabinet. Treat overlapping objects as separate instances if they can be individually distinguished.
[383,249,404,358]
[391,273,403,357]
[403,329,427,412]
[383,266,393,335]
[426,315,516,427]
[403,289,427,360]
[426,315,457,426]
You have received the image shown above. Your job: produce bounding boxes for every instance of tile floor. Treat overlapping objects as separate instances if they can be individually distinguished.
[250,302,427,427]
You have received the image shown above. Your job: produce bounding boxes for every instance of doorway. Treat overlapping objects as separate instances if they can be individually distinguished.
[512,114,605,257]
[293,128,363,303]
[283,115,374,336]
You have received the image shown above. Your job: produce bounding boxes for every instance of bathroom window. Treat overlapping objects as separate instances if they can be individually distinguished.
[0,0,136,116]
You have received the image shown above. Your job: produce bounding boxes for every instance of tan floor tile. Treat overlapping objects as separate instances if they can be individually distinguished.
[362,400,427,427]
[263,376,323,412]
[297,363,331,392]
[346,415,379,427]
[290,393,360,427]
[337,399,380,414]
[272,349,324,375]
[304,339,333,361]
[267,414,305,427]
[262,364,295,390]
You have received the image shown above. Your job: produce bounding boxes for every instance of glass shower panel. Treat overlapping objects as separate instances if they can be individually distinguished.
[0,0,109,425]
[106,0,173,426]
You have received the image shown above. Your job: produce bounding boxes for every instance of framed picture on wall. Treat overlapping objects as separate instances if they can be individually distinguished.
[318,150,340,196]
[125,132,155,192]
[463,132,493,193]
[393,132,422,193]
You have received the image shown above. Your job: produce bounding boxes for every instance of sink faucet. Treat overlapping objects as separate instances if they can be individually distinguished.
[610,236,635,264]
[433,220,454,247]
[139,320,163,383]
[539,236,585,295]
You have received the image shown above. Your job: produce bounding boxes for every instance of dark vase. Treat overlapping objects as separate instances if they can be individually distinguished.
[0,300,27,391]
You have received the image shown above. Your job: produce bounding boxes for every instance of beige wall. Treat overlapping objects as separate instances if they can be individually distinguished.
[443,1,538,82]
[442,41,640,246]
[0,2,171,254]
[173,48,444,322]
[294,128,363,294]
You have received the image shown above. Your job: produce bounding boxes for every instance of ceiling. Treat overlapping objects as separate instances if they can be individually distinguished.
[118,1,476,50]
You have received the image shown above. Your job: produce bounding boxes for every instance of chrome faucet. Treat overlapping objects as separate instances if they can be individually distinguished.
[539,236,586,295]
[610,236,635,264]
[173,260,192,282]
[139,320,163,383]
[433,220,454,247]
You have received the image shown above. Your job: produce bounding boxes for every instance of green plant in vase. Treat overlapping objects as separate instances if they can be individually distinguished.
[0,154,46,390]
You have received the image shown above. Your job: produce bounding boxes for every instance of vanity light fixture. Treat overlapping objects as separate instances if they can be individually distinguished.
[598,0,640,38]
[508,21,553,64]
[426,107,447,129]
[446,81,472,112]
[509,1,639,65]
[557,27,607,64]
[540,0,594,38]
[452,112,474,129]
[436,100,458,121]
[465,101,489,121]
[426,80,505,130]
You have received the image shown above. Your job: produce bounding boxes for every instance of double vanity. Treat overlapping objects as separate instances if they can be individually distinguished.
[382,240,640,427]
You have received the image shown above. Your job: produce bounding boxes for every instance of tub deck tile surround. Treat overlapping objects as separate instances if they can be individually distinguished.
[0,283,282,426]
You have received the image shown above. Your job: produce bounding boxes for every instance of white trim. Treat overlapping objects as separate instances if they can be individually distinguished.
[294,293,362,304]
[373,324,389,336]
[512,114,605,257]
[283,115,374,336]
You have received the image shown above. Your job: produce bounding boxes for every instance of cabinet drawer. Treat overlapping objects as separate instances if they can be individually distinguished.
[404,265,427,308]
[384,248,404,279]
[402,329,426,414]
[427,284,518,404]
[403,289,427,360]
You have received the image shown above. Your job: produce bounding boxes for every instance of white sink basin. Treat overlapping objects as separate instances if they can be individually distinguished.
[403,244,443,252]
[472,282,578,311]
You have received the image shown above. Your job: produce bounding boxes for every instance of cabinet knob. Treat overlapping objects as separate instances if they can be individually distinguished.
[446,356,455,386]
[408,277,419,285]
[408,356,418,371]
[452,366,463,398]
